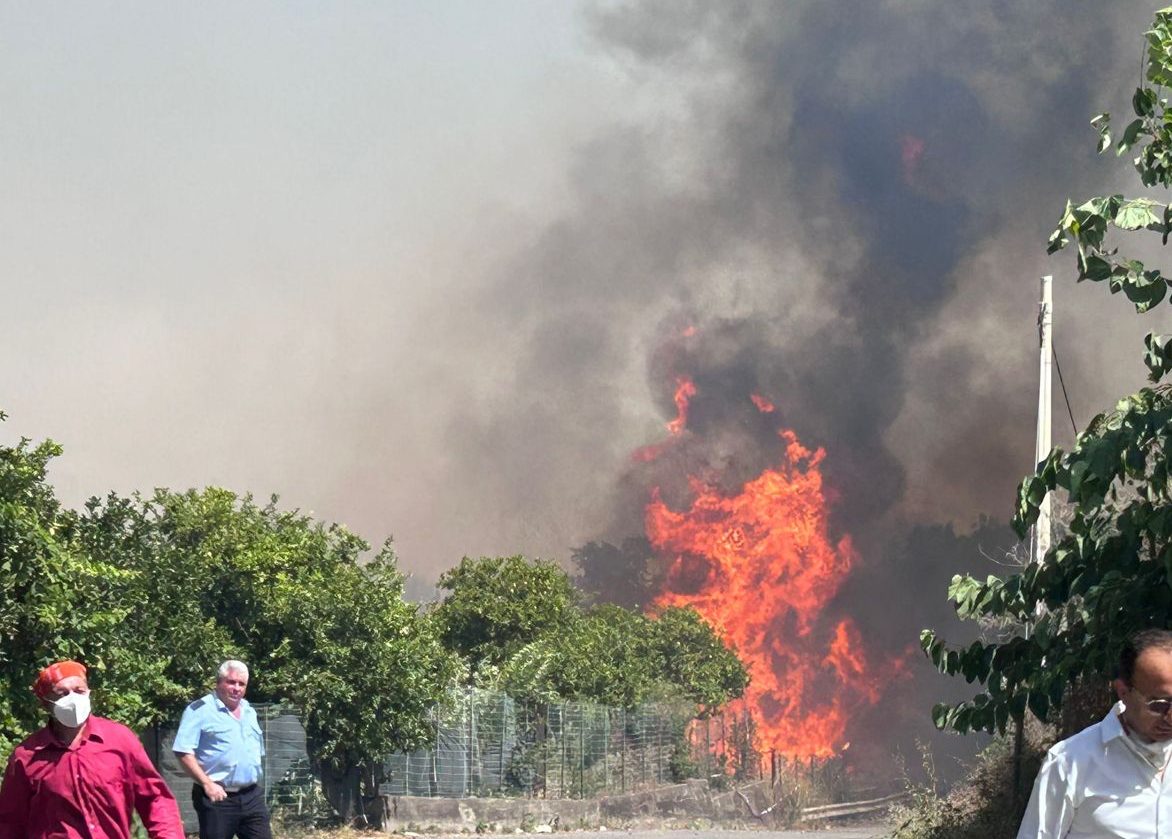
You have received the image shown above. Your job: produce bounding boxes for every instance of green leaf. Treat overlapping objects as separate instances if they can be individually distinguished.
[1027,690,1050,721]
[1135,87,1158,118]
[1115,198,1162,229]
[1118,118,1146,154]
[1093,113,1113,153]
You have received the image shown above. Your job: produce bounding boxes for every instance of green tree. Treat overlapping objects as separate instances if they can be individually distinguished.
[651,606,748,711]
[923,7,1172,738]
[499,605,663,706]
[0,421,455,822]
[135,488,457,821]
[431,555,579,671]
[73,491,238,728]
[434,555,747,710]
[0,419,156,757]
[498,604,747,710]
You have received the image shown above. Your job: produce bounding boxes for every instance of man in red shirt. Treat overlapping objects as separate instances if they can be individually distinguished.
[0,660,185,839]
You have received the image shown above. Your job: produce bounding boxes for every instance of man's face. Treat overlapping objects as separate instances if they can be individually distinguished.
[1115,647,1172,742]
[215,670,248,711]
[44,674,89,708]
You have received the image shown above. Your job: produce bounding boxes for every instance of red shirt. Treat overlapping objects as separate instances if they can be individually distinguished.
[0,716,184,839]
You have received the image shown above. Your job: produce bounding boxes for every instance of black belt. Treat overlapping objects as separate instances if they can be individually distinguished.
[199,783,257,797]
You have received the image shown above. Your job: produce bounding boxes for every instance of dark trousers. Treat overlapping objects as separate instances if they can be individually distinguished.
[192,784,273,839]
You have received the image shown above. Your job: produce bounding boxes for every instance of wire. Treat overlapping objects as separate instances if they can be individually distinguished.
[1052,346,1078,436]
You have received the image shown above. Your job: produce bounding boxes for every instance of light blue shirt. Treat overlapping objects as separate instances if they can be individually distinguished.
[173,692,265,789]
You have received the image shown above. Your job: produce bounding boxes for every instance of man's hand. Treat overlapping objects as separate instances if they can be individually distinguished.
[201,779,227,802]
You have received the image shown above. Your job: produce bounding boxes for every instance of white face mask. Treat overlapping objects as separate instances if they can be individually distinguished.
[52,691,91,728]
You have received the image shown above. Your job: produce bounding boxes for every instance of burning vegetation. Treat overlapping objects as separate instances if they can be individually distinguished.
[636,373,907,760]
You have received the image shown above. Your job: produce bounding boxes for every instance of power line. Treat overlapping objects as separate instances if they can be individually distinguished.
[1052,346,1078,436]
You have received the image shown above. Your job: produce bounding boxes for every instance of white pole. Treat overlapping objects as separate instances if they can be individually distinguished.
[1033,275,1053,565]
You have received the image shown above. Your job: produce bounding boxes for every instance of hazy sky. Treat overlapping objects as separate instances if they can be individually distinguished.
[1,2,633,586]
[2,2,1164,594]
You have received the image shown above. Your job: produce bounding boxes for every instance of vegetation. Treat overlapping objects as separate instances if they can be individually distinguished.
[0,417,455,820]
[431,554,580,672]
[923,6,1172,739]
[889,734,1047,839]
[1,413,748,823]
[433,554,748,710]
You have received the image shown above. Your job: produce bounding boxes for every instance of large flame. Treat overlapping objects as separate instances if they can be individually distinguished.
[642,385,899,759]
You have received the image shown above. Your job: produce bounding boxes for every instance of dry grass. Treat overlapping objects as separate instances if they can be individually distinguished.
[271,827,376,839]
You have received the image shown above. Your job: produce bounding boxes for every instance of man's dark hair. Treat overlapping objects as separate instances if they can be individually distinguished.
[1118,628,1172,683]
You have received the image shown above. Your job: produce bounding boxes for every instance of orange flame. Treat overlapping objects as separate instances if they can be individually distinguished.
[750,393,776,413]
[646,427,899,758]
[665,376,697,436]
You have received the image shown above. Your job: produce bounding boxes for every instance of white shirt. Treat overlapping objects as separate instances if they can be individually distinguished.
[1018,702,1172,838]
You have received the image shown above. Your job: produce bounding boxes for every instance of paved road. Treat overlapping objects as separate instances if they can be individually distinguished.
[604,829,886,839]
[419,828,889,839]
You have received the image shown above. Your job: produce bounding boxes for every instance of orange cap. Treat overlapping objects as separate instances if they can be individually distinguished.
[33,661,87,700]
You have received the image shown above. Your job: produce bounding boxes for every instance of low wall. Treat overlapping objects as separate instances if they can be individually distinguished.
[381,779,774,833]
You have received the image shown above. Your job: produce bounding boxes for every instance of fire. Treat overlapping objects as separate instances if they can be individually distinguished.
[665,376,696,435]
[750,393,776,413]
[643,385,900,759]
[631,376,697,463]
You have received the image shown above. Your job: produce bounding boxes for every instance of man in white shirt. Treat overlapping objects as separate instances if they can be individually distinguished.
[1018,628,1172,838]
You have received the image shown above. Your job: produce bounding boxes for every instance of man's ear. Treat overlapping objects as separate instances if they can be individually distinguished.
[1113,678,1130,703]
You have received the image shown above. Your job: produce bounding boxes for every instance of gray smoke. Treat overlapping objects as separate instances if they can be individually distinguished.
[438,1,1157,562]
[428,0,1163,764]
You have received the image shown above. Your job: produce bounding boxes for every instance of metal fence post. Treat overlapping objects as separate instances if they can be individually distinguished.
[262,706,268,802]
[621,708,626,793]
[560,703,567,799]
[468,689,475,796]
[432,706,439,797]
[604,709,610,793]
[656,708,663,785]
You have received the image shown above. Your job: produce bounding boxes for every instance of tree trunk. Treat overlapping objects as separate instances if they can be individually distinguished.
[317,759,362,825]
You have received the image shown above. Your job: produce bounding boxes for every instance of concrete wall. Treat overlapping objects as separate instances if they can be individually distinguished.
[381,779,774,833]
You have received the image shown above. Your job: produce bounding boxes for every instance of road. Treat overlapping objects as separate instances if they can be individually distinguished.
[604,829,885,839]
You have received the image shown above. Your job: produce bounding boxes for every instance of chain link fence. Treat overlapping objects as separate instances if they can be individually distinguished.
[143,702,319,832]
[382,689,701,798]
[145,690,767,830]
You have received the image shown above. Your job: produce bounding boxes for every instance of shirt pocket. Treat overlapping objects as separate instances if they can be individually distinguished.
[248,719,265,763]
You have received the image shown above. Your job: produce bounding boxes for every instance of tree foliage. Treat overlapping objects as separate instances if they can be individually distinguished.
[0,417,454,819]
[651,605,749,710]
[1,410,747,823]
[499,604,663,707]
[432,555,580,671]
[0,426,130,755]
[923,7,1172,736]
[434,554,748,710]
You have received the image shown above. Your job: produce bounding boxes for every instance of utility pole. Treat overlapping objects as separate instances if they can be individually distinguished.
[1017,274,1054,805]
[1033,274,1053,566]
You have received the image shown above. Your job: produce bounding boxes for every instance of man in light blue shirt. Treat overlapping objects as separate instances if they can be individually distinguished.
[174,660,271,839]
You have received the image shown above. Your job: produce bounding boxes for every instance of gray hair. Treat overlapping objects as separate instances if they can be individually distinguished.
[217,659,250,682]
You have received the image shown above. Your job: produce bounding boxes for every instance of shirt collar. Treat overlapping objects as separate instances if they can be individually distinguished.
[27,716,107,752]
[209,691,249,714]
[1101,700,1130,745]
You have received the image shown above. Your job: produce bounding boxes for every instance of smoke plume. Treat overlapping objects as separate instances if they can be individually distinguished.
[432,0,1161,766]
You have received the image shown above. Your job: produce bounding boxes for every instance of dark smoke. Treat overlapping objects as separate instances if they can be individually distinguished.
[441,0,1158,768]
